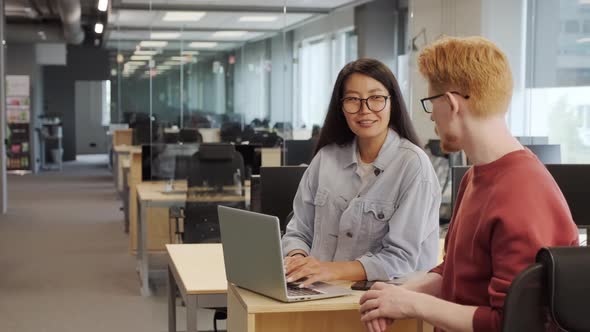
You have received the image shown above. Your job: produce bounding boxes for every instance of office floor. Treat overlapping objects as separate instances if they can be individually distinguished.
[0,155,224,332]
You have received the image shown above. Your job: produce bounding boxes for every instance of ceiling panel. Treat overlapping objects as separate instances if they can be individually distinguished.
[119,0,360,9]
[105,39,242,52]
[109,10,312,30]
[109,30,266,42]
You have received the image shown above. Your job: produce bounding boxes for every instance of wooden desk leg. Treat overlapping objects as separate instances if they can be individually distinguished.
[168,267,177,332]
[228,285,255,332]
[138,198,151,296]
[186,295,198,332]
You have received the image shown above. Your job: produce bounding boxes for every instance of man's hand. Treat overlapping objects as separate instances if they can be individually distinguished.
[359,282,421,323]
[283,255,338,287]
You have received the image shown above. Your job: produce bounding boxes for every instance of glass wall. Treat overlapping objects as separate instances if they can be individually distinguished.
[525,0,590,163]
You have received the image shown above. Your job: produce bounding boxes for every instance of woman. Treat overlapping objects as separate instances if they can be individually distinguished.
[282,58,440,287]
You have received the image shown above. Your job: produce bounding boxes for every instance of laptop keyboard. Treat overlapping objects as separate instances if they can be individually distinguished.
[287,283,323,296]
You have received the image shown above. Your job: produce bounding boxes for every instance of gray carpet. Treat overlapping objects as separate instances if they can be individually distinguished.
[0,155,223,332]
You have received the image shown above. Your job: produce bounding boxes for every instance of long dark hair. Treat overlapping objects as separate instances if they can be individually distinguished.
[314,58,421,155]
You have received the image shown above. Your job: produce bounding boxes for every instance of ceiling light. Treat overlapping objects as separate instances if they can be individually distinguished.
[162,11,206,22]
[126,61,145,66]
[163,61,180,66]
[130,55,152,61]
[98,0,108,12]
[139,40,168,48]
[182,51,200,55]
[239,16,278,22]
[212,31,247,38]
[134,50,159,56]
[94,23,104,34]
[189,42,218,48]
[157,65,173,70]
[577,37,590,43]
[150,32,181,40]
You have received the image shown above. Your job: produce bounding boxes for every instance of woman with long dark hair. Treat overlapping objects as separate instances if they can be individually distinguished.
[282,58,440,287]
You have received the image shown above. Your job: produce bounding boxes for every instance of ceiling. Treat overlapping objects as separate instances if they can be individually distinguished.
[106,0,367,51]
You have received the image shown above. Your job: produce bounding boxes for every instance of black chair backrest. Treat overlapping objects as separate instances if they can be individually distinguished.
[284,139,316,166]
[234,144,262,178]
[132,122,159,145]
[536,246,590,331]
[250,131,283,148]
[525,144,561,164]
[163,132,179,144]
[179,128,202,143]
[502,263,549,332]
[188,143,245,190]
[260,166,307,233]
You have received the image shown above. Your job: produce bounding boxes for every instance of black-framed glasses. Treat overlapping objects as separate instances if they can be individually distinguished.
[420,91,470,114]
[341,95,391,114]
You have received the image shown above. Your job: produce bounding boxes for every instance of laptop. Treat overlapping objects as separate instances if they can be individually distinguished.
[218,206,352,302]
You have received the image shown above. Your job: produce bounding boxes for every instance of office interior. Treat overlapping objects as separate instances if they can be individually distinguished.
[0,0,588,331]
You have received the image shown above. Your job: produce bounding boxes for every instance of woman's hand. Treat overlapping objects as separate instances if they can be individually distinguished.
[283,255,338,287]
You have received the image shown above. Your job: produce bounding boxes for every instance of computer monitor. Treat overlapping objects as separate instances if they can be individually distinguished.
[284,139,317,166]
[235,144,262,178]
[260,166,307,233]
[525,144,561,164]
[546,164,590,227]
[451,166,470,211]
[141,143,199,181]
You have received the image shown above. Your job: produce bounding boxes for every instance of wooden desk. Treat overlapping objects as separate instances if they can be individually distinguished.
[167,244,227,332]
[137,183,245,296]
[113,145,140,193]
[228,283,432,332]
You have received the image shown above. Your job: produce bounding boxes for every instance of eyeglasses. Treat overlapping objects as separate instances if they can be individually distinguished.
[341,95,390,114]
[420,91,470,114]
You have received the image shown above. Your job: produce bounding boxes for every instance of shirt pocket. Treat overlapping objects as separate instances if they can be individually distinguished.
[363,200,396,243]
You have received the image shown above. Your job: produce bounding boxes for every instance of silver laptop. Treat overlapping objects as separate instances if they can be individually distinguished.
[218,206,352,302]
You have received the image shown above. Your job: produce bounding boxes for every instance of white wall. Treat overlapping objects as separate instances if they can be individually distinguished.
[409,0,529,143]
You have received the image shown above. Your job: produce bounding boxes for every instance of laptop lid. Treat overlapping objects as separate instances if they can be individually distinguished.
[218,206,288,301]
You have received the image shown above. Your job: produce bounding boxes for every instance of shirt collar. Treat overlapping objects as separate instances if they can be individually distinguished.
[342,129,401,170]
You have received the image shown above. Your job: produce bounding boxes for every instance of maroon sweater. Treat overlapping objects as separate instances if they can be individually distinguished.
[431,149,578,332]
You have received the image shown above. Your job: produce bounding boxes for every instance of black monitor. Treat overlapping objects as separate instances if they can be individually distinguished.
[451,166,470,211]
[234,144,261,178]
[546,164,590,227]
[260,166,307,233]
[284,139,317,166]
[141,143,199,181]
[525,144,561,164]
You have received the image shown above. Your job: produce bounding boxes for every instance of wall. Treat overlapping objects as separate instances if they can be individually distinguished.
[270,31,294,125]
[355,0,399,70]
[75,81,108,154]
[44,45,110,161]
[6,43,43,173]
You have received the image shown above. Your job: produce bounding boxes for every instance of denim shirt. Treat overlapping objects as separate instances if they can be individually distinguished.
[282,129,441,281]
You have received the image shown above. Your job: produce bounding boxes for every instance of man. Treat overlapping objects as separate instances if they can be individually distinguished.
[358,36,579,332]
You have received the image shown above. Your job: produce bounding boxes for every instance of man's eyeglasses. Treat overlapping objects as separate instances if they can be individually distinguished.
[341,95,390,114]
[420,91,470,114]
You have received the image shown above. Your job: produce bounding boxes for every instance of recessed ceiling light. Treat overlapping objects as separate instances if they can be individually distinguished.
[139,40,168,48]
[94,23,104,34]
[182,51,200,55]
[577,37,590,43]
[212,31,247,38]
[126,61,146,66]
[239,16,278,22]
[97,0,108,12]
[150,32,181,40]
[162,11,206,22]
[189,42,218,48]
[134,50,159,56]
[157,65,173,70]
[130,55,152,61]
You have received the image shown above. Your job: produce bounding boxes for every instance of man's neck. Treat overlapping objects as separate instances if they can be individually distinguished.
[462,116,523,165]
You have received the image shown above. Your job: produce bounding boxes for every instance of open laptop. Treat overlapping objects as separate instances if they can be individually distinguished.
[218,206,352,302]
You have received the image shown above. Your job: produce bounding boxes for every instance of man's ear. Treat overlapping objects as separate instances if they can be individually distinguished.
[445,92,460,115]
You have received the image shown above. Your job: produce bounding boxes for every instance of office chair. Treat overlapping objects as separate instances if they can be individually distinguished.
[182,144,245,243]
[260,166,307,234]
[178,128,203,143]
[502,246,590,332]
[536,246,590,331]
[250,131,283,148]
[163,132,180,144]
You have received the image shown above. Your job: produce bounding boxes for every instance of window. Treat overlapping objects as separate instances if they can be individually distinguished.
[524,0,590,163]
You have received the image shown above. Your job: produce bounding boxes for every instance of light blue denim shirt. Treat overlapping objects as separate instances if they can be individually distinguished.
[282,129,441,281]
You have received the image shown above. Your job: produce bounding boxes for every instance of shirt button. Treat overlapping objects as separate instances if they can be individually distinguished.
[378,213,385,219]
[374,169,381,176]
[346,232,353,238]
